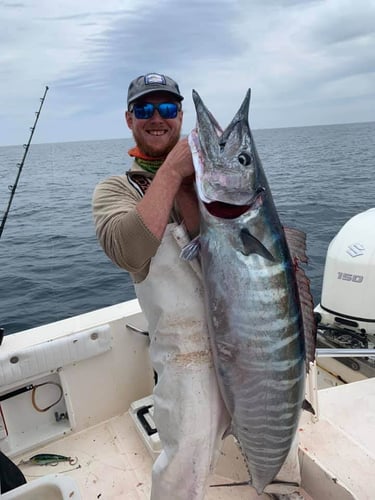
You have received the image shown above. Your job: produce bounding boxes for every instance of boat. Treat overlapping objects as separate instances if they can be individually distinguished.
[1,210,374,499]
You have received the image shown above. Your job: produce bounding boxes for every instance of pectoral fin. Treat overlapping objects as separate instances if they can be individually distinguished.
[180,236,201,261]
[240,228,274,261]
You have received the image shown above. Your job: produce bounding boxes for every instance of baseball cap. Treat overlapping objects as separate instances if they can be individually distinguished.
[127,73,184,107]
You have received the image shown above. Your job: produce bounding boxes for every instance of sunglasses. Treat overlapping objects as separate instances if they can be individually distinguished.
[130,102,180,120]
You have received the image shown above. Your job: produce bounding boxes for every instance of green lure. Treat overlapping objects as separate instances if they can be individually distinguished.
[19,453,78,466]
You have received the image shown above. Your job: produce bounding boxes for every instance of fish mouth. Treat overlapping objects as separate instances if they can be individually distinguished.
[203,201,251,219]
[202,187,265,219]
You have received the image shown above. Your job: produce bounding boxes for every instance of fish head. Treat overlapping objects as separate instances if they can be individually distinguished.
[189,89,265,217]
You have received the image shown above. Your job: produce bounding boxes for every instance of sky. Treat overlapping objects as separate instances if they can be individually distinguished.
[1,0,374,146]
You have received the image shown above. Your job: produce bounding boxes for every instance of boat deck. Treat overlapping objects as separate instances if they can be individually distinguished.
[15,411,311,500]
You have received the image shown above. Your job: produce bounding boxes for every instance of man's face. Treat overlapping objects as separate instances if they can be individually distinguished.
[126,91,183,158]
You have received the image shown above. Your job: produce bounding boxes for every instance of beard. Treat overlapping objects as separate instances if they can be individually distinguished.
[132,127,181,158]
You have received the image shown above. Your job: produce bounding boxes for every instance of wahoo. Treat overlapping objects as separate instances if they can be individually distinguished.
[184,90,316,494]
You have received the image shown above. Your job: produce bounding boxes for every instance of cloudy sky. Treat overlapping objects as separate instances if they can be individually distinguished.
[1,0,374,146]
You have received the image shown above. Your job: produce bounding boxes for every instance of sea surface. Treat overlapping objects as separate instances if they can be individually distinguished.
[1,122,374,335]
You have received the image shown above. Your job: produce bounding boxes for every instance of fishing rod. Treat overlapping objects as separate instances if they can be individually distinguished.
[0,85,49,239]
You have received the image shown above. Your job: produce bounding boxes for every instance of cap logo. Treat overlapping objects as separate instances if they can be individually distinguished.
[144,73,166,86]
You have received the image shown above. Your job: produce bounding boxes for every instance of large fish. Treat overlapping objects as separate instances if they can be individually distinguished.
[184,90,316,495]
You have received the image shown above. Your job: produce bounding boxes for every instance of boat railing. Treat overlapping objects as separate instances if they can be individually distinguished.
[316,348,375,357]
[307,348,375,422]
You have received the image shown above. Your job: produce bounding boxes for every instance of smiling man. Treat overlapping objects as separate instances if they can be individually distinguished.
[92,73,230,500]
[125,73,183,158]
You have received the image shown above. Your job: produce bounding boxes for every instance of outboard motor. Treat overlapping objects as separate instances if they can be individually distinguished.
[315,208,375,335]
[315,208,375,375]
[315,208,375,337]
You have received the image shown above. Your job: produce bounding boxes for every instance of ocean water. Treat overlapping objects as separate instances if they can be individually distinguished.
[1,122,374,335]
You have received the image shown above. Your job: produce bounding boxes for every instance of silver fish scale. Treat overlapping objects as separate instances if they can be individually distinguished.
[201,215,305,493]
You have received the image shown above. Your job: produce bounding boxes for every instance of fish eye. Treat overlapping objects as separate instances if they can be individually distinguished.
[238,152,252,166]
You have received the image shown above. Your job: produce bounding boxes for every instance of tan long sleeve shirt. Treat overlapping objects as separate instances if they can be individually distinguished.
[92,162,164,283]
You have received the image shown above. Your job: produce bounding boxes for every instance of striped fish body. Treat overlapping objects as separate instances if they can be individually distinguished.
[187,90,315,494]
[200,200,305,494]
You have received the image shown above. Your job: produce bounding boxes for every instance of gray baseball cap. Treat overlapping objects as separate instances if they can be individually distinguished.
[127,73,184,106]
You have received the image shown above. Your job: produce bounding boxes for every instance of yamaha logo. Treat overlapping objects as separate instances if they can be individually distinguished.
[346,243,365,257]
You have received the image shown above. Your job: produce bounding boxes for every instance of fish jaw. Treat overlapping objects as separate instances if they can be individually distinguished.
[190,89,261,207]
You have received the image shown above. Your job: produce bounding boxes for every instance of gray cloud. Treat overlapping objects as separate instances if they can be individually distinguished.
[309,4,375,46]
[0,0,374,145]
[0,2,26,7]
[54,0,241,101]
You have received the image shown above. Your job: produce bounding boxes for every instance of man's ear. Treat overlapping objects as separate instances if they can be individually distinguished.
[125,110,133,129]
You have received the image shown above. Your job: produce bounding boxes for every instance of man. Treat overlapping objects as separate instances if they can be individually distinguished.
[92,73,230,500]
[93,73,303,500]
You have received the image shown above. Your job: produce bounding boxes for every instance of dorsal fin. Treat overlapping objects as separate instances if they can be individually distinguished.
[284,226,317,371]
[284,226,308,263]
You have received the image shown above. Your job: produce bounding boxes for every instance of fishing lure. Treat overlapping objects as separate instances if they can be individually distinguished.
[19,453,78,466]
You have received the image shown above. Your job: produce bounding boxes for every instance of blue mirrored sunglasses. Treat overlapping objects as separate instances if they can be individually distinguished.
[131,102,180,119]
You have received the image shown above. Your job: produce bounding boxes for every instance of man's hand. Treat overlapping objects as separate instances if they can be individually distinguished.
[163,137,195,183]
[135,137,197,240]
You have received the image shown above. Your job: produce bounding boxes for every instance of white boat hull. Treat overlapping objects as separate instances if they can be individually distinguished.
[0,300,374,499]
